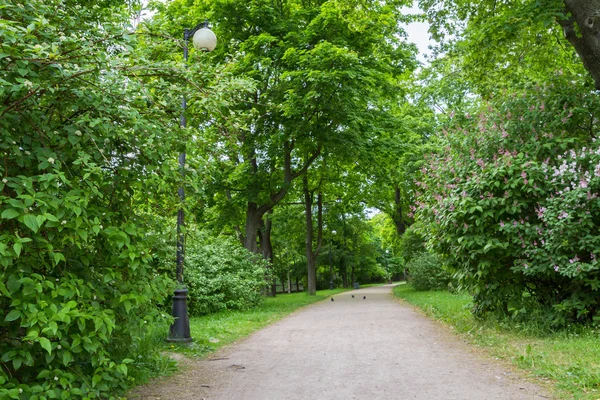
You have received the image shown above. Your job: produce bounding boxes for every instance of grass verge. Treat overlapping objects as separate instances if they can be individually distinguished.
[393,284,600,399]
[166,288,350,358]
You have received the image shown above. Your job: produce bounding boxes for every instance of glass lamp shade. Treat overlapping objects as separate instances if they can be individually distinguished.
[192,27,217,52]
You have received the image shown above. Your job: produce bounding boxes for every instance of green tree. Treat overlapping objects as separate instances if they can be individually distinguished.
[153,0,417,260]
[418,0,597,94]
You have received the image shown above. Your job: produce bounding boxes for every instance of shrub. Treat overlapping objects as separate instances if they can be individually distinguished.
[184,232,270,316]
[0,2,180,398]
[407,252,450,291]
[400,224,426,265]
[416,81,600,326]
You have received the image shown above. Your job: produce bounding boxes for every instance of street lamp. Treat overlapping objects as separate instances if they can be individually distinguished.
[329,230,336,290]
[384,249,389,283]
[168,20,217,343]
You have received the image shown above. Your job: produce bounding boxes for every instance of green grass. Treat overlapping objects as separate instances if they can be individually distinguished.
[393,284,600,400]
[166,288,350,358]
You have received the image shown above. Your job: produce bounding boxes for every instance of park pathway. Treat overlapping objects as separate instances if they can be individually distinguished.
[131,284,549,400]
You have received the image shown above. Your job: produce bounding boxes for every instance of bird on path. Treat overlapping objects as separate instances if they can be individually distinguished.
[331,297,334,302]
[351,295,355,298]
[363,296,366,300]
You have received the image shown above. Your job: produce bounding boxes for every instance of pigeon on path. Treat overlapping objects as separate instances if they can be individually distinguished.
[363,296,366,300]
[331,297,334,302]
[351,295,355,298]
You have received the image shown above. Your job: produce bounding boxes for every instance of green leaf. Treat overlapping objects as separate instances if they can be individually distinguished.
[23,214,40,232]
[1,209,19,219]
[62,351,72,366]
[39,337,52,354]
[44,213,59,222]
[53,252,65,265]
[77,229,88,241]
[4,309,21,322]
[14,241,23,257]
[117,363,128,375]
[0,281,9,296]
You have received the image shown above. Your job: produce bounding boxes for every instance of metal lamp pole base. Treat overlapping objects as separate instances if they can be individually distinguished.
[167,287,192,343]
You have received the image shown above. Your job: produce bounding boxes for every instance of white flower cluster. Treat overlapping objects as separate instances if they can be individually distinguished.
[550,145,600,192]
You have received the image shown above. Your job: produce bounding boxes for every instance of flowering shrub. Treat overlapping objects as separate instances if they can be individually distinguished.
[415,84,600,326]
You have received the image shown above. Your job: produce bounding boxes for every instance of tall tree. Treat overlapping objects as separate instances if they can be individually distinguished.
[153,0,416,256]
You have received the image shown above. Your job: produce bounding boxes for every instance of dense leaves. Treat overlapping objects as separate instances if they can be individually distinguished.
[154,0,418,255]
[416,83,600,326]
[0,0,182,397]
[406,252,450,291]
[184,232,270,315]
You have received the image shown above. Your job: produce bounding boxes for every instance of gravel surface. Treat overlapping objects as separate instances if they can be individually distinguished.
[129,284,550,400]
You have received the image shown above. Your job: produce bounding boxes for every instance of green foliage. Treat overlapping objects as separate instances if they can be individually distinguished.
[151,0,418,251]
[184,233,270,316]
[0,1,184,397]
[406,252,450,291]
[418,0,588,99]
[399,224,426,265]
[416,81,600,326]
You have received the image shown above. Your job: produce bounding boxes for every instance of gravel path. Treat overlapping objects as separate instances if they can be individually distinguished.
[130,284,550,400]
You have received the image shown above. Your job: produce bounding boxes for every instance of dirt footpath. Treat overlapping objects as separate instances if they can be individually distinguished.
[130,284,549,400]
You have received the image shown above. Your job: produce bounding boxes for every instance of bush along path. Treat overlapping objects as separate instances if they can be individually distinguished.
[129,285,548,400]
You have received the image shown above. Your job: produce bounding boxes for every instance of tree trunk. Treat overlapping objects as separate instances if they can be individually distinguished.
[259,210,276,297]
[304,174,323,296]
[244,203,262,253]
[560,0,600,89]
[305,178,317,295]
[341,255,348,288]
[351,264,356,286]
[241,142,322,254]
[287,259,291,294]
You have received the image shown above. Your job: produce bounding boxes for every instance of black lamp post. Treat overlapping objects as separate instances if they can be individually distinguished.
[384,249,389,283]
[167,21,217,343]
[329,230,336,290]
